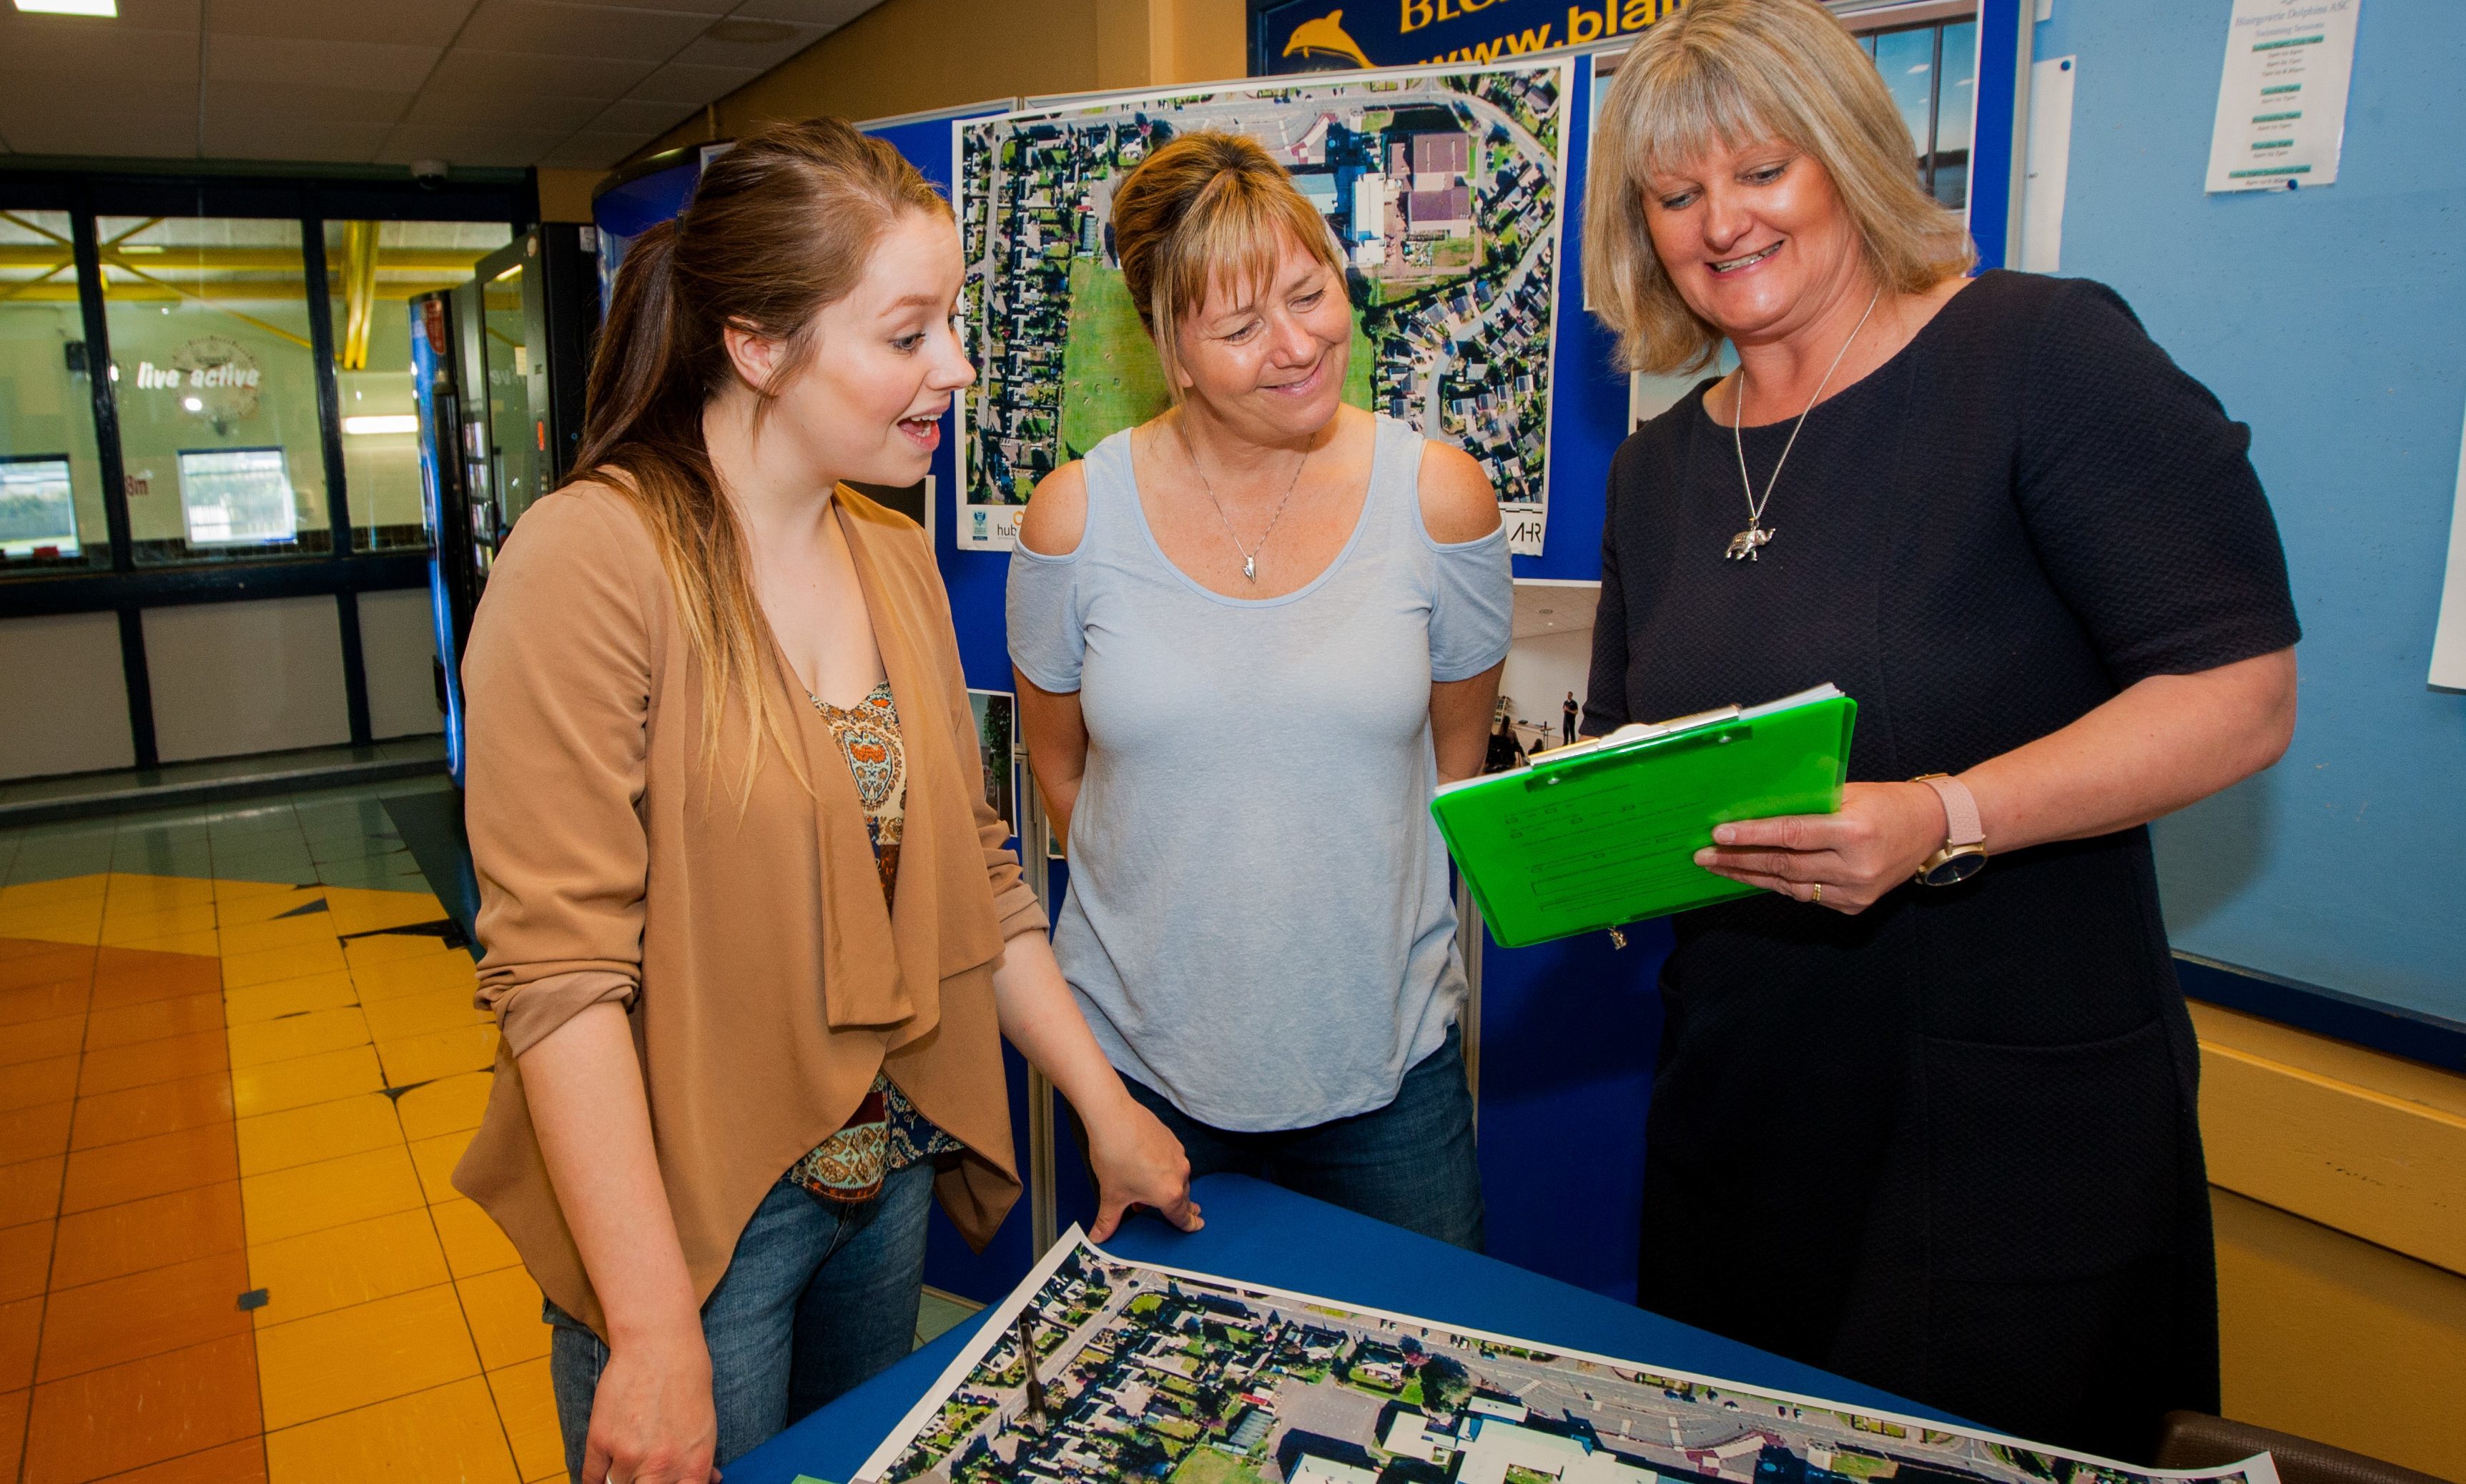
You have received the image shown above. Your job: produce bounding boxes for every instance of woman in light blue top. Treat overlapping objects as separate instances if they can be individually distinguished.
[1007,132,1512,1249]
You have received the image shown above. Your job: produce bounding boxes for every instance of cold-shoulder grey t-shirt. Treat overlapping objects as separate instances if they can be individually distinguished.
[1006,414,1512,1131]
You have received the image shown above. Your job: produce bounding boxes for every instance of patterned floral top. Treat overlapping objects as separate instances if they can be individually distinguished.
[785,679,965,1204]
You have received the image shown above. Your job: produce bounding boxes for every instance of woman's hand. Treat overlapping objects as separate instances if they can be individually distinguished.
[1692,781,1946,914]
[581,1320,721,1484]
[990,927,1203,1240]
[1082,1090,1201,1241]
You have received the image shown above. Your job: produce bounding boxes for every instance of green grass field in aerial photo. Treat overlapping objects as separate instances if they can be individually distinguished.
[1059,260,1378,460]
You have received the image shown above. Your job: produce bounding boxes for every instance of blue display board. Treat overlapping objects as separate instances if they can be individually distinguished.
[862,104,1107,1304]
[1527,51,1620,583]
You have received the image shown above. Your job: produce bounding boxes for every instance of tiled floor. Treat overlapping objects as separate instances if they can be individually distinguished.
[0,778,981,1484]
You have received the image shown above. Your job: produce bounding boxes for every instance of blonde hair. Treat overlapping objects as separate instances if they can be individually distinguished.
[1584,0,1976,375]
[1110,132,1348,390]
[574,117,950,801]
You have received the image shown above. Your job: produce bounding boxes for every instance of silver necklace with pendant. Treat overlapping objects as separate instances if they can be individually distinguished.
[1176,420,1310,583]
[1725,285,1883,562]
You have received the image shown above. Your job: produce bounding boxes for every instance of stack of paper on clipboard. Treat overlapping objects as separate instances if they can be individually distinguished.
[1431,684,1858,947]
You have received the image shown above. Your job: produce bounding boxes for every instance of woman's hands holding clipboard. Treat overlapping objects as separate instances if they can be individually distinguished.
[1693,780,1949,914]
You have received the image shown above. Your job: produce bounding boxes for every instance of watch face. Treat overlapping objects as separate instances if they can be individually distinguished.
[1923,850,1988,887]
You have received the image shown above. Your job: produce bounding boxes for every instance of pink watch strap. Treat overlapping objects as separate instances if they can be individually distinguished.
[1918,774,1984,848]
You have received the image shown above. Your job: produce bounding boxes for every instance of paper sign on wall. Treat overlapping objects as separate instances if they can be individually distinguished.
[2204,0,2360,193]
[2429,402,2466,691]
[2021,56,2076,272]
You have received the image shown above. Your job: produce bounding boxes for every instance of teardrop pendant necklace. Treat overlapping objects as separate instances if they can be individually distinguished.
[1724,284,1883,563]
[1175,420,1310,584]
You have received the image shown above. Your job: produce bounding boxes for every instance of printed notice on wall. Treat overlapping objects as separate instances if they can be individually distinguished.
[2204,0,2360,192]
[2429,401,2466,691]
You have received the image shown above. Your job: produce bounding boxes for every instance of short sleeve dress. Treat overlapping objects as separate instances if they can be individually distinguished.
[1586,272,2299,1459]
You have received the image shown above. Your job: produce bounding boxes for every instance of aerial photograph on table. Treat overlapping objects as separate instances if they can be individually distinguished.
[856,1233,2280,1484]
[950,58,1571,555]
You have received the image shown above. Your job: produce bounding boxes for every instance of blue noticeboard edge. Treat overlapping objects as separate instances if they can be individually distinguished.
[725,1173,1962,1484]
[1521,50,1619,583]
[1968,0,2022,272]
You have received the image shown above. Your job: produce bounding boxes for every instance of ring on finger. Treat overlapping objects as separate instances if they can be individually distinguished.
[1811,883,1823,904]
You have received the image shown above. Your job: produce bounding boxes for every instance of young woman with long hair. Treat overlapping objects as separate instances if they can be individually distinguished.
[451,118,1198,1484]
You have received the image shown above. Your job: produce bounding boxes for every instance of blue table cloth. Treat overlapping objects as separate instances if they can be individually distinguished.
[728,1172,1955,1484]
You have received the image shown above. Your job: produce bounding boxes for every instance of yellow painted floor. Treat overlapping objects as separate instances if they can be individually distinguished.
[0,781,980,1484]
[0,783,553,1483]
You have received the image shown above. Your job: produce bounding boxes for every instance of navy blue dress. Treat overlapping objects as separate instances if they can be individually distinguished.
[1585,271,2300,1459]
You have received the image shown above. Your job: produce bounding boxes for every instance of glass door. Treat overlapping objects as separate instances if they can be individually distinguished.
[482,259,538,535]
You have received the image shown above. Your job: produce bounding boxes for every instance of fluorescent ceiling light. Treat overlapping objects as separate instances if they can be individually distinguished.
[343,415,418,436]
[14,0,119,15]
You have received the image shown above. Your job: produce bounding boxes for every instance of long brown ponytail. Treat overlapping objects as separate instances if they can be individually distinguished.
[572,117,950,800]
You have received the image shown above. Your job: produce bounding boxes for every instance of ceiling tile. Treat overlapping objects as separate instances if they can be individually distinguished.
[0,25,202,87]
[726,0,877,26]
[204,81,417,126]
[402,89,609,133]
[626,60,758,106]
[422,47,655,98]
[200,117,393,163]
[205,0,480,47]
[0,73,187,121]
[666,19,824,70]
[0,109,198,159]
[584,97,696,137]
[538,130,654,169]
[456,0,718,62]
[203,33,443,84]
[377,122,573,167]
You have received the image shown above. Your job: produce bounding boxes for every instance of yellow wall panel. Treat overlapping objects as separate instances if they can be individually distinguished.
[628,0,1248,167]
[2193,1004,2466,1477]
[2213,1189,2466,1479]
[2194,1005,2466,1277]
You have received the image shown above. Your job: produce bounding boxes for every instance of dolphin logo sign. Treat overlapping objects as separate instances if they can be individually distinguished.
[1283,9,1373,69]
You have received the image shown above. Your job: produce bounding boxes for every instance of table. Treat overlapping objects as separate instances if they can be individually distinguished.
[728,1173,1956,1484]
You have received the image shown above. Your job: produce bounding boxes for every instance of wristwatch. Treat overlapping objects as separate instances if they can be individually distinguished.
[1911,773,1988,886]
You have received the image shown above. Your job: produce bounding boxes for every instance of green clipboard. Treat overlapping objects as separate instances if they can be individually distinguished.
[1430,684,1858,948]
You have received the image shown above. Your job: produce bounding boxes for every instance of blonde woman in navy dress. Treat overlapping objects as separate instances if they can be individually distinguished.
[1582,0,2299,1458]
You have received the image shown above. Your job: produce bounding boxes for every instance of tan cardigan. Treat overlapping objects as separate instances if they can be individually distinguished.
[449,483,1043,1336]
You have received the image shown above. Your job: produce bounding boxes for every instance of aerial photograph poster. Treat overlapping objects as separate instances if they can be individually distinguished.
[967,688,1017,836]
[857,1231,2279,1484]
[952,59,1571,555]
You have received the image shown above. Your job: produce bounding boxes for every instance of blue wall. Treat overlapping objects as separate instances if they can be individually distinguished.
[2030,0,2466,1024]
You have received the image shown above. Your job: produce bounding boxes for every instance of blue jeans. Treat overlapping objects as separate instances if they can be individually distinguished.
[1103,1022,1484,1251]
[543,1157,935,1480]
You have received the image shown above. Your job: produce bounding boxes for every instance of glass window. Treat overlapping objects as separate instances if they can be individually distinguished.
[326,220,511,553]
[481,261,541,533]
[1933,20,1978,211]
[1872,26,1939,164]
[0,209,110,573]
[99,213,330,566]
[1857,17,1981,209]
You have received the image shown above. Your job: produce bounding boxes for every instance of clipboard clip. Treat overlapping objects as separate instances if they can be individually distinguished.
[1528,706,1750,789]
[1539,705,1745,766]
